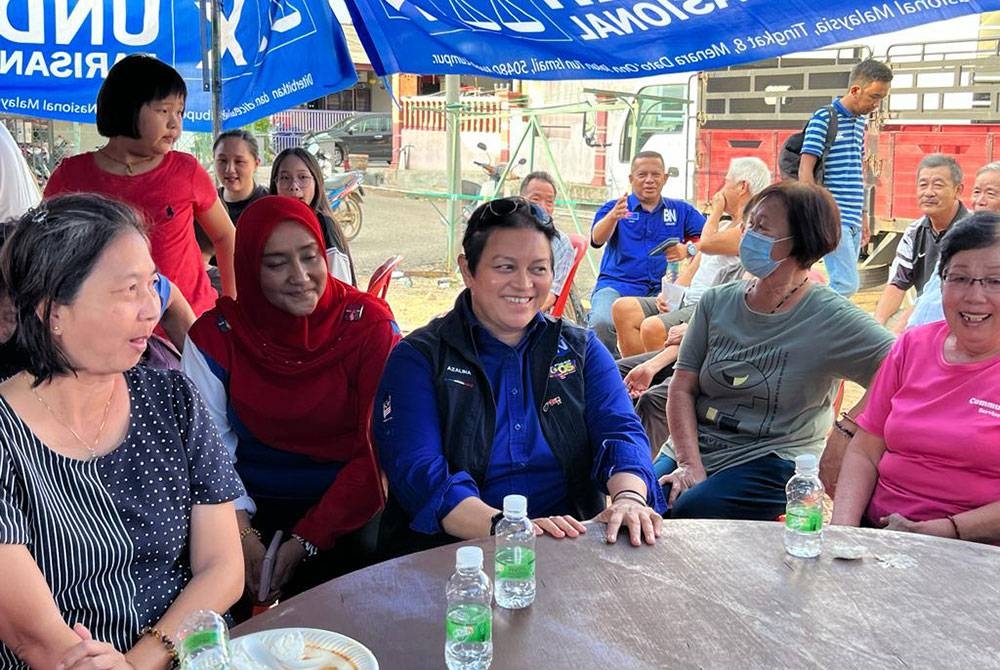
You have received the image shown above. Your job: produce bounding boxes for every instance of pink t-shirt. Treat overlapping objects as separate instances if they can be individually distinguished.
[45,151,220,317]
[858,321,1000,524]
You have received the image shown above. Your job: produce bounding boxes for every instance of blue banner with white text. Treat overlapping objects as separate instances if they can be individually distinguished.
[0,0,356,131]
[343,0,1000,78]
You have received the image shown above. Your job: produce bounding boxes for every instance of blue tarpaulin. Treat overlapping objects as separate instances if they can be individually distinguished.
[2,1,999,130]
[0,0,356,131]
[344,0,1000,78]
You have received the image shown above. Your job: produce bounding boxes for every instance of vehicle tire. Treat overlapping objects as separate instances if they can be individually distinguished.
[334,195,363,241]
[333,144,345,166]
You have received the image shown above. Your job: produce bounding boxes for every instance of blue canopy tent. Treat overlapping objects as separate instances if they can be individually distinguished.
[1,1,998,132]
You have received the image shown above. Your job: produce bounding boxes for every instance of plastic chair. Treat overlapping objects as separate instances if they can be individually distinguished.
[366,254,404,300]
[550,234,588,318]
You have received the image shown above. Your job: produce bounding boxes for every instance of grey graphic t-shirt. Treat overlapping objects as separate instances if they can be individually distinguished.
[665,281,894,474]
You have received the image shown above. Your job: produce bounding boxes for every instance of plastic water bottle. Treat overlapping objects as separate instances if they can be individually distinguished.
[445,546,493,670]
[494,494,536,609]
[784,454,825,558]
[176,610,230,670]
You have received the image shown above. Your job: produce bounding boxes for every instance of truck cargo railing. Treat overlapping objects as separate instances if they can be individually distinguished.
[884,38,1000,121]
[698,46,872,128]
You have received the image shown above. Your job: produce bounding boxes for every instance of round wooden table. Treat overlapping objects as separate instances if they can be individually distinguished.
[233,519,1000,668]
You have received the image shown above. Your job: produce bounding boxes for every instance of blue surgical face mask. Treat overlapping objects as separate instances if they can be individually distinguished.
[739,228,792,279]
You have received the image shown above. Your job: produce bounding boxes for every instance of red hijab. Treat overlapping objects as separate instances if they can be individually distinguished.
[219,195,346,371]
[195,196,392,455]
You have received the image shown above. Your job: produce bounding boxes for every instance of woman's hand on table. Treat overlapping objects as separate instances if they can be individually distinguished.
[532,515,587,539]
[592,498,662,547]
[658,463,706,506]
[880,513,957,539]
[57,624,135,670]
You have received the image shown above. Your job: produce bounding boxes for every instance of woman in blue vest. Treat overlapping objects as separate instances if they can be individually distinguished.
[373,197,665,558]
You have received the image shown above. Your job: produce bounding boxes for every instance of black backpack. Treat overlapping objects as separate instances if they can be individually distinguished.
[779,104,839,183]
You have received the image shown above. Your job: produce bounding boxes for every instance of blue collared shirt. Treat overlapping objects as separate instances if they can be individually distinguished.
[373,306,664,535]
[592,193,705,295]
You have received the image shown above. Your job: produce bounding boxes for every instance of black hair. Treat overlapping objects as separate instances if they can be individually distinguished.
[96,55,187,139]
[520,171,557,196]
[462,197,556,274]
[630,151,665,172]
[850,59,894,87]
[938,211,1000,278]
[0,194,147,384]
[743,182,841,267]
[269,148,355,281]
[213,129,260,160]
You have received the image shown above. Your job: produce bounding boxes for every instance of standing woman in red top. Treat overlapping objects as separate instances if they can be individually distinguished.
[45,55,236,318]
[180,196,399,619]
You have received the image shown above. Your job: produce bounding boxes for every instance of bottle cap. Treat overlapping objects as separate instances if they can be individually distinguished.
[503,494,528,518]
[794,454,818,473]
[456,546,483,569]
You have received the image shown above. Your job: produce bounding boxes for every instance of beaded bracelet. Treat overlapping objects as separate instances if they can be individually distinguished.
[141,627,179,669]
[833,420,855,439]
[239,526,262,542]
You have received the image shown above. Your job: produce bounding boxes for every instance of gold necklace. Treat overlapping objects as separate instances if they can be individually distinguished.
[98,147,155,175]
[30,379,116,460]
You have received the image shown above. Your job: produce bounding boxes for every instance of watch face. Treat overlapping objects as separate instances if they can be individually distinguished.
[687,242,697,257]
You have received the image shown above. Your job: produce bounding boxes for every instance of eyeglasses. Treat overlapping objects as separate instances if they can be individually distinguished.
[942,273,1000,293]
[481,197,553,228]
[277,174,314,187]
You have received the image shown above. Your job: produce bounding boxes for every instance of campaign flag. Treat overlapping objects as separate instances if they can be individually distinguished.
[0,0,356,131]
[344,0,1000,79]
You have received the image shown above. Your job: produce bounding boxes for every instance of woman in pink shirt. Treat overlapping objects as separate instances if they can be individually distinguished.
[833,211,1000,543]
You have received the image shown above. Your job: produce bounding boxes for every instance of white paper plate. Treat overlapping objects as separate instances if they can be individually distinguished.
[231,627,378,670]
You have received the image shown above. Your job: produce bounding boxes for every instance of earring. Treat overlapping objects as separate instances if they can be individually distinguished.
[52,325,61,334]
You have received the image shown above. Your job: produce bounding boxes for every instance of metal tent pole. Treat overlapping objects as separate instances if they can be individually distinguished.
[445,75,461,273]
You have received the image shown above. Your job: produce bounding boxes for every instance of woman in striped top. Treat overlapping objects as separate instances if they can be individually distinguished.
[0,194,244,669]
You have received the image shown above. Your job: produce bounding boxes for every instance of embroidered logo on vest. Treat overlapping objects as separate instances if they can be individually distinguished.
[542,396,563,413]
[549,359,577,380]
[382,395,392,420]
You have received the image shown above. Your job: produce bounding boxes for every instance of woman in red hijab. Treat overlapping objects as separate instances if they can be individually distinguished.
[181,196,399,616]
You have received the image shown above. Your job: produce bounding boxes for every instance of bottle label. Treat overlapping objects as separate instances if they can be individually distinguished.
[785,504,823,533]
[180,629,224,656]
[495,547,535,580]
[446,604,492,643]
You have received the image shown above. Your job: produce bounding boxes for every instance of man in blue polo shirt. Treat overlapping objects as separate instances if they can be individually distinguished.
[799,58,893,296]
[589,151,705,356]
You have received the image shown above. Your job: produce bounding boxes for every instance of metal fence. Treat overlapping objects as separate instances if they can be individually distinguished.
[269,109,355,153]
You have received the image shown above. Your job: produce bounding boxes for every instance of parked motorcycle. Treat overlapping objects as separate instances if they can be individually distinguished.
[307,141,364,241]
[461,142,526,221]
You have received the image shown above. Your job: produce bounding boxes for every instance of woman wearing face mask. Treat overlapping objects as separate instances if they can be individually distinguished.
[655,181,895,520]
[269,148,356,286]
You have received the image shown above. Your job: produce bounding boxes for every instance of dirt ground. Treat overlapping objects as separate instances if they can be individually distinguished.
[352,189,884,408]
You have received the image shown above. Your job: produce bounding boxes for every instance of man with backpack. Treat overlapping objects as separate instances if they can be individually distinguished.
[794,58,893,296]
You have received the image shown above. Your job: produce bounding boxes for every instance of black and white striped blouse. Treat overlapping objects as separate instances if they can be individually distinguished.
[0,366,243,668]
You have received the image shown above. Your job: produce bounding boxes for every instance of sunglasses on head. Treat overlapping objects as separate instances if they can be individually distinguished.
[481,197,553,228]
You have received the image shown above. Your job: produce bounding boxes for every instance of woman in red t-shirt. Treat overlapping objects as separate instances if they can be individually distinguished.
[45,54,235,318]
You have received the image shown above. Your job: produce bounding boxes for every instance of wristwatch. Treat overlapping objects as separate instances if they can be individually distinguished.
[291,533,319,558]
[489,511,505,536]
[686,241,698,257]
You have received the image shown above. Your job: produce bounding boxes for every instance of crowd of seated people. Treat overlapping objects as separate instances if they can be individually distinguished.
[4,52,1000,669]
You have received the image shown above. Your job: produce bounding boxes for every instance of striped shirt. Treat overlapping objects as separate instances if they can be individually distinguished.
[801,99,867,229]
[0,367,243,668]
